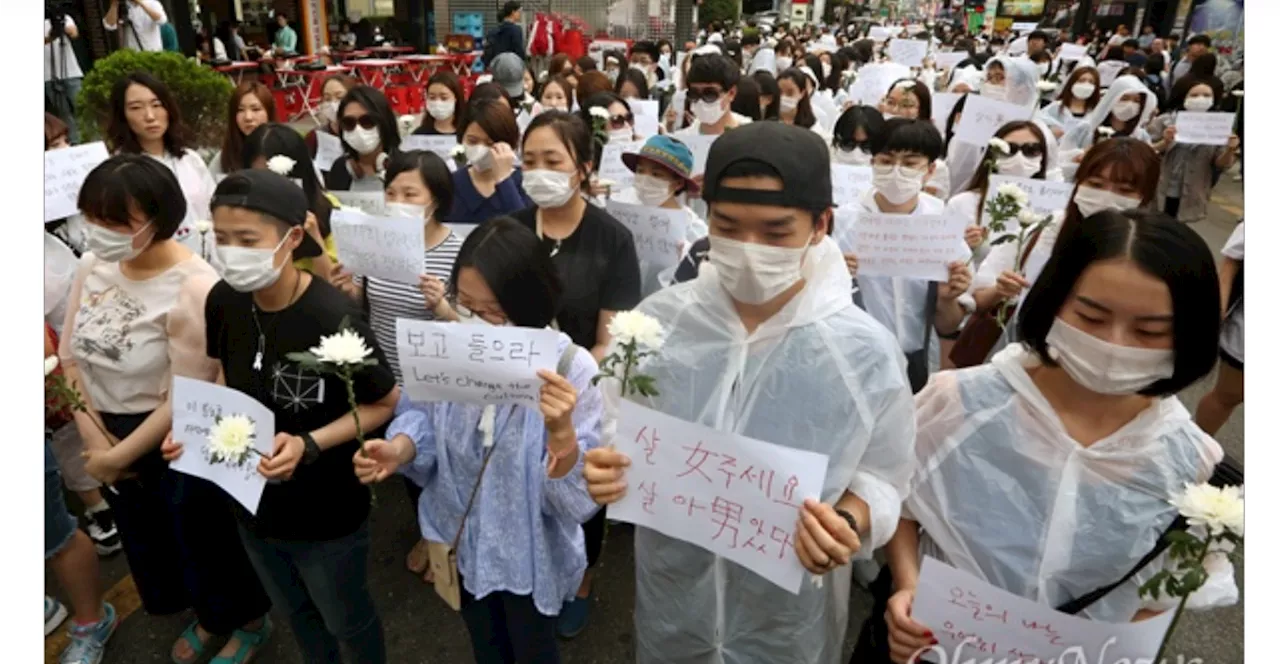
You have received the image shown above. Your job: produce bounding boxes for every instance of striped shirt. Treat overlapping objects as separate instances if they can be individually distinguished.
[356,231,464,382]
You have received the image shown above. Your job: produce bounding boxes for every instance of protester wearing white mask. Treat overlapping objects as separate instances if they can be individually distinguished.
[1039,66,1102,140]
[878,78,950,198]
[848,119,973,392]
[962,138,1158,366]
[511,112,642,637]
[305,75,354,161]
[1148,79,1240,223]
[943,57,1041,196]
[876,209,1236,664]
[672,55,753,140]
[830,105,884,167]
[412,71,464,136]
[776,68,830,140]
[323,85,399,191]
[1060,75,1157,168]
[444,100,530,226]
[582,121,917,664]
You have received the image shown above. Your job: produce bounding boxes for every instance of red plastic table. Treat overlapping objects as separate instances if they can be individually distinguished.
[398,54,453,83]
[213,61,257,85]
[346,59,409,90]
[276,65,351,122]
[369,45,415,57]
[330,49,371,63]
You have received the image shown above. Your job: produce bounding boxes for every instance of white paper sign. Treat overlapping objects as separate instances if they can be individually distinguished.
[932,92,963,134]
[610,401,830,593]
[887,39,929,67]
[830,164,874,209]
[849,63,913,105]
[850,213,968,281]
[605,201,689,268]
[333,190,388,216]
[682,134,718,176]
[933,51,968,71]
[1059,43,1089,62]
[1097,60,1128,87]
[954,95,1033,146]
[984,175,1076,225]
[44,142,109,222]
[330,209,425,283]
[395,320,561,406]
[632,99,661,138]
[869,26,898,42]
[170,377,274,514]
[599,139,645,192]
[314,131,344,172]
[1175,112,1235,146]
[401,134,460,160]
[913,557,1174,664]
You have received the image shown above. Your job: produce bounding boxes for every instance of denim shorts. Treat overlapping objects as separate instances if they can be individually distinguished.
[45,434,79,559]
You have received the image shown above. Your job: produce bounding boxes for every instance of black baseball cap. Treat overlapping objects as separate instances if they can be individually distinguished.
[211,169,323,259]
[701,122,833,211]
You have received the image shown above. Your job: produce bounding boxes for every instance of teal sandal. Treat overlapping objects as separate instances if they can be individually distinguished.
[171,620,211,664]
[210,615,273,664]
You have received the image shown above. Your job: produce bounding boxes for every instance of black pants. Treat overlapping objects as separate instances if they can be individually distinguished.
[850,567,938,664]
[100,412,271,634]
[461,586,561,664]
[583,508,606,568]
[1164,196,1182,220]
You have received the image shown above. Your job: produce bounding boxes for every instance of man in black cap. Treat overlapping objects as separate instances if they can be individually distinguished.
[200,168,400,661]
[581,122,915,664]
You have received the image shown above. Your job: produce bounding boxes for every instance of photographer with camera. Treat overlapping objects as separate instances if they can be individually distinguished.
[103,0,167,52]
[45,2,84,143]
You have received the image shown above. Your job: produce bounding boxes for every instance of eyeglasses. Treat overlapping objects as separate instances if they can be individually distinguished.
[339,115,378,131]
[881,99,919,112]
[609,113,634,129]
[448,295,508,325]
[836,139,872,152]
[1001,142,1045,158]
[687,87,724,104]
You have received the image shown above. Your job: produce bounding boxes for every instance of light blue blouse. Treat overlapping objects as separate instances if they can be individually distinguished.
[387,336,603,616]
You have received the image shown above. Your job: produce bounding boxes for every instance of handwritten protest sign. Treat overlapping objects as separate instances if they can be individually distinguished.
[848,213,969,281]
[314,131,344,171]
[1175,111,1235,146]
[913,557,1174,664]
[869,26,898,42]
[44,141,109,222]
[401,134,460,160]
[610,401,830,593]
[932,92,963,135]
[599,139,645,192]
[982,175,1075,227]
[606,201,689,269]
[831,164,874,208]
[395,320,561,406]
[831,208,863,254]
[1058,43,1089,62]
[933,51,968,71]
[887,39,929,67]
[954,95,1033,146]
[170,377,274,514]
[632,99,661,138]
[333,191,389,216]
[1097,60,1128,87]
[683,134,718,176]
[331,209,425,284]
[849,63,912,105]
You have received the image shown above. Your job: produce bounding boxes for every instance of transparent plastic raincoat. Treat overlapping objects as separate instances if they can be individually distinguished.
[1061,75,1158,163]
[944,57,1044,195]
[626,236,916,663]
[905,345,1236,622]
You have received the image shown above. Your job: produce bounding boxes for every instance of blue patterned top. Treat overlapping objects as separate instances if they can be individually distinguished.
[387,336,603,616]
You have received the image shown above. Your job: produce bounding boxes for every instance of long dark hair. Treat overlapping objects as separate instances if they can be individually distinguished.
[521,111,593,191]
[777,68,817,129]
[964,120,1049,194]
[337,85,400,159]
[449,217,563,328]
[1056,66,1102,111]
[107,71,191,156]
[1061,137,1161,237]
[242,123,333,242]
[220,82,277,174]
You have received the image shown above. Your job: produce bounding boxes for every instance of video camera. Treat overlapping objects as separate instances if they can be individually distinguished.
[46,0,73,40]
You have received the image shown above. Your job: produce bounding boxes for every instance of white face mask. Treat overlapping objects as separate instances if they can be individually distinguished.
[1184,96,1214,112]
[385,202,429,219]
[692,98,727,126]
[708,235,811,305]
[606,69,620,84]
[1046,317,1174,395]
[996,153,1042,178]
[1070,82,1096,99]
[980,82,1007,101]
[318,100,340,125]
[833,147,872,166]
[872,163,928,206]
[608,127,633,142]
[426,100,456,120]
[776,56,793,71]
[821,61,833,78]
[343,126,382,156]
[779,95,800,113]
[86,221,153,263]
[522,169,577,208]
[1072,185,1142,218]
[217,235,289,292]
[465,144,492,169]
[1110,100,1141,122]
[633,173,674,206]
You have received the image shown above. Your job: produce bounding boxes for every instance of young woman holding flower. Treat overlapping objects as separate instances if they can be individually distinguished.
[355,217,603,663]
[64,155,273,664]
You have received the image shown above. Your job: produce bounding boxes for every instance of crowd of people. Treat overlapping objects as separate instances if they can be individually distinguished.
[43,7,1245,664]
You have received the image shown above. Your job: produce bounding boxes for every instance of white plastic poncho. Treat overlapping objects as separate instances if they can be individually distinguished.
[45,232,78,334]
[945,58,1054,194]
[905,345,1236,621]
[1060,75,1158,158]
[627,236,916,664]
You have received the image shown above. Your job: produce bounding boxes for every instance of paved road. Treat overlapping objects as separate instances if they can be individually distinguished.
[46,181,1245,664]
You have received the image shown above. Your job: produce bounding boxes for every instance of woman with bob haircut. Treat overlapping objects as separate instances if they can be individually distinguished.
[446,99,530,226]
[830,104,883,166]
[63,154,273,664]
[211,81,276,177]
[324,85,401,191]
[868,209,1236,664]
[354,217,603,663]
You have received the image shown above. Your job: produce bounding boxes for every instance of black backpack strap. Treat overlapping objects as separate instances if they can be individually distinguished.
[1055,455,1242,615]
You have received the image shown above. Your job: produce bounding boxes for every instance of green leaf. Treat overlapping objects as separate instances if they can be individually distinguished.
[339,315,353,332]
[990,235,1016,246]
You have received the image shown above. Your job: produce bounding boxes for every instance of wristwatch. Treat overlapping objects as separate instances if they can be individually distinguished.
[300,432,321,466]
[834,507,860,536]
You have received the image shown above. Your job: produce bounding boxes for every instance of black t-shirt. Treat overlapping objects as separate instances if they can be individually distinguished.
[411,123,450,136]
[510,203,642,349]
[205,277,397,541]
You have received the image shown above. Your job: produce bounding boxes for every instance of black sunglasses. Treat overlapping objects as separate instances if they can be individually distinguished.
[609,113,634,128]
[1003,142,1045,158]
[687,87,724,104]
[836,138,872,152]
[339,115,378,131]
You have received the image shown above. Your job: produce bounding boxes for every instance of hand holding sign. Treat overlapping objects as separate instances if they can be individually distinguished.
[605,201,690,269]
[954,95,1033,146]
[331,208,425,284]
[395,320,562,406]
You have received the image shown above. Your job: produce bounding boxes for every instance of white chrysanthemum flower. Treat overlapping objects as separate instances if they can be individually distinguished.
[1097,126,1117,138]
[589,106,612,120]
[607,310,666,349]
[988,137,1011,154]
[45,355,58,376]
[207,414,256,463]
[1017,208,1043,226]
[311,328,374,365]
[195,220,212,234]
[1171,483,1245,537]
[266,155,297,176]
[996,182,1029,204]
[398,115,417,132]
[1036,80,1058,92]
[450,145,467,157]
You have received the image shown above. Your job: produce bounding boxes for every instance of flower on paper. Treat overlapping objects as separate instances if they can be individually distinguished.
[207,414,257,464]
[988,137,1011,155]
[607,310,666,350]
[589,106,612,120]
[266,155,297,176]
[45,355,58,376]
[450,145,466,157]
[1017,208,1044,227]
[195,220,212,234]
[1171,483,1245,537]
[310,328,375,366]
[1036,80,1058,92]
[398,115,417,134]
[1097,126,1117,138]
[996,182,1029,205]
